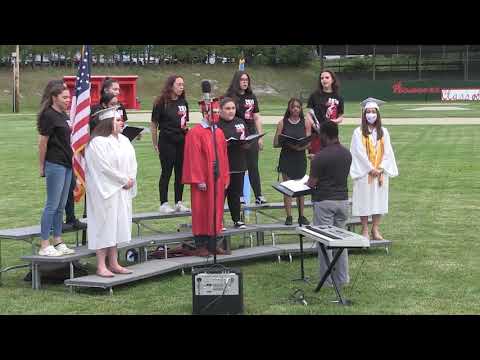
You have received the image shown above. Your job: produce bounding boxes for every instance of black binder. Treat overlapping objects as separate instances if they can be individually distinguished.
[226,132,266,145]
[279,134,312,146]
[122,126,144,142]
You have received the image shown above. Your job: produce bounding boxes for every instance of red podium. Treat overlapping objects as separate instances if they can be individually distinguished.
[63,75,140,110]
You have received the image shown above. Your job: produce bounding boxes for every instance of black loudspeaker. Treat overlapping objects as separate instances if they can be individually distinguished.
[192,267,243,315]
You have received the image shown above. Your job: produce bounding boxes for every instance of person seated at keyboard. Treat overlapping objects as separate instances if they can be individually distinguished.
[306,121,352,287]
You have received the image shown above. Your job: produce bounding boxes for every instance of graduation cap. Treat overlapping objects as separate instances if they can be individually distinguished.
[91,106,120,121]
[360,97,386,110]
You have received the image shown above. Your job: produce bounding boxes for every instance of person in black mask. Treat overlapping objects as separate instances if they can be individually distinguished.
[225,70,267,205]
[217,97,249,229]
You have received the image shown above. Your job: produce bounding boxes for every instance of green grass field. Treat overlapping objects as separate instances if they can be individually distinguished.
[3,65,480,117]
[0,116,479,314]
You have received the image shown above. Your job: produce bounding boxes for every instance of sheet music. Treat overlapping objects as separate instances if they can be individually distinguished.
[280,175,310,193]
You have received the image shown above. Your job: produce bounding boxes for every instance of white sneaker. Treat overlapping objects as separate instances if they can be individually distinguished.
[54,242,75,255]
[234,221,247,229]
[175,201,190,212]
[38,245,63,257]
[159,202,175,214]
[255,196,268,205]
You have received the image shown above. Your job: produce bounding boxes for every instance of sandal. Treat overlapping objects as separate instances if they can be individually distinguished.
[109,267,133,275]
[96,271,114,278]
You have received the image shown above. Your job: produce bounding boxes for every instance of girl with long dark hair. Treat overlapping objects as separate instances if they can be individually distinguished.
[150,75,190,213]
[306,69,344,156]
[91,78,128,122]
[37,81,76,256]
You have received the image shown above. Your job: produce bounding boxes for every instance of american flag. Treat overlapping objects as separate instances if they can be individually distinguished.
[70,45,92,202]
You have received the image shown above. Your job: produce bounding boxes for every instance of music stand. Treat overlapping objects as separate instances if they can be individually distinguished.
[272,181,312,283]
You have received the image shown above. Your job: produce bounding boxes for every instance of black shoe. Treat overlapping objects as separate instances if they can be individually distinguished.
[62,222,74,232]
[69,218,87,230]
[285,216,293,226]
[298,216,310,226]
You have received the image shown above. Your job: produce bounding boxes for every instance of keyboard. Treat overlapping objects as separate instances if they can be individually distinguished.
[296,225,370,248]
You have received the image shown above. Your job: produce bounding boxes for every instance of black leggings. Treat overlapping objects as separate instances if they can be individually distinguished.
[158,138,184,205]
[245,145,262,198]
[225,172,244,223]
[64,173,76,223]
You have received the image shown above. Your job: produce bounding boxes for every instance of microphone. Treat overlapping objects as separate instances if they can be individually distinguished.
[201,80,211,103]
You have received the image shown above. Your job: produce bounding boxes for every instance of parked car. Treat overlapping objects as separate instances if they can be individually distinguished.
[34,55,50,66]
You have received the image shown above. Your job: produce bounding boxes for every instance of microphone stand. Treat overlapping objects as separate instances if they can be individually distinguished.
[211,122,219,264]
[200,88,221,264]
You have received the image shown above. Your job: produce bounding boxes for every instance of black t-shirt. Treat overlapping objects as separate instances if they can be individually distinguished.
[309,143,352,201]
[234,92,260,134]
[217,116,249,172]
[38,107,73,168]
[90,102,128,133]
[307,91,344,125]
[151,98,189,143]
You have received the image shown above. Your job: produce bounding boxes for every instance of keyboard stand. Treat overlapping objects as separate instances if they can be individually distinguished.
[292,233,310,283]
[315,244,352,306]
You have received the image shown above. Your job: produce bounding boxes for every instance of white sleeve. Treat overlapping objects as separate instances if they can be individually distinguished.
[350,127,374,180]
[86,138,129,199]
[122,135,138,198]
[380,128,399,177]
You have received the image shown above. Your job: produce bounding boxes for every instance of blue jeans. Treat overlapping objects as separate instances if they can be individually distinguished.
[40,161,72,240]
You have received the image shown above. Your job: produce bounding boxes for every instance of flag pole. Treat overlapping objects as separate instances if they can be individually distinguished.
[80,44,87,245]
[81,196,87,245]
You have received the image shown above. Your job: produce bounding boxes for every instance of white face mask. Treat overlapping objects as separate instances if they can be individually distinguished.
[366,112,377,124]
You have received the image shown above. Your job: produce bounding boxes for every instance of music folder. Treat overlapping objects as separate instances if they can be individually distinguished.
[279,134,312,146]
[272,175,312,197]
[226,132,266,145]
[122,125,144,142]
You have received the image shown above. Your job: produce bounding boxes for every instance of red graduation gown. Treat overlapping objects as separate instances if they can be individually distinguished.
[182,124,230,236]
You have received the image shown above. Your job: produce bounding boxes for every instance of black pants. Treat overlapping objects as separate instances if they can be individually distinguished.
[245,144,262,198]
[64,173,76,223]
[159,138,184,205]
[225,172,244,223]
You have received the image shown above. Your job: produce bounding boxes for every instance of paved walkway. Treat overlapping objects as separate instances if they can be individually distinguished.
[125,112,480,125]
[1,111,478,125]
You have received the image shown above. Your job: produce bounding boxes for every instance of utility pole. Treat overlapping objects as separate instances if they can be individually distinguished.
[12,45,20,113]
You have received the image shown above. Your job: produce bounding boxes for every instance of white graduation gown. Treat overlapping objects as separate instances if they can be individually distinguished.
[350,126,398,216]
[85,134,137,250]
